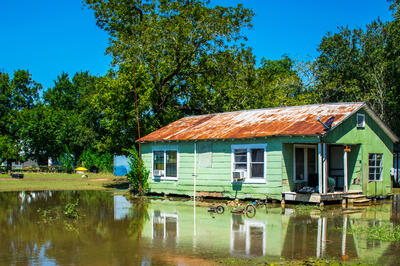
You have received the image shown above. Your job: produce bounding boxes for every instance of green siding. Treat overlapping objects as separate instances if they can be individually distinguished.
[142,108,394,199]
[142,136,318,200]
[325,109,393,197]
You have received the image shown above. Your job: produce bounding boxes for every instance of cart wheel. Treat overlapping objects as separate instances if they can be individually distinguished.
[216,205,225,214]
[245,204,256,218]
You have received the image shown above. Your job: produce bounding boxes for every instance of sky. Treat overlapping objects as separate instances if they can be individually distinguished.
[0,0,394,90]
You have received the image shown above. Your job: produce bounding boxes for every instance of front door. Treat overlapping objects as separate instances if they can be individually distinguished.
[294,145,317,187]
[329,146,344,191]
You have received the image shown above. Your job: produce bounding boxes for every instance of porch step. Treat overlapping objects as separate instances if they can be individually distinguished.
[346,190,363,195]
[353,198,371,205]
[344,194,366,199]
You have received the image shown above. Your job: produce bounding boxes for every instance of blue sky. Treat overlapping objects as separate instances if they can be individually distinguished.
[0,0,393,90]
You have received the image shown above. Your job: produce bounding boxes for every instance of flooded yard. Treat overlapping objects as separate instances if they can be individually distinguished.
[1,191,400,265]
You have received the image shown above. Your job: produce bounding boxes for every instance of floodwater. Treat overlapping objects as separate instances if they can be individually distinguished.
[1,191,400,266]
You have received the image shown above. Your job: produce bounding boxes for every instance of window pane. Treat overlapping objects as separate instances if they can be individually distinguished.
[308,148,316,174]
[251,164,264,178]
[165,216,177,243]
[369,172,375,181]
[166,151,177,177]
[249,226,264,256]
[295,148,305,181]
[154,151,164,170]
[234,149,247,163]
[251,149,264,163]
[376,167,382,180]
[234,163,247,170]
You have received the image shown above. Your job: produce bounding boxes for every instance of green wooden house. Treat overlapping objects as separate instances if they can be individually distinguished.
[138,103,399,203]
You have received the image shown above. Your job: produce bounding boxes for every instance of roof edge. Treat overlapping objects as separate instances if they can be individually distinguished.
[178,102,366,120]
[327,103,399,143]
[363,105,399,143]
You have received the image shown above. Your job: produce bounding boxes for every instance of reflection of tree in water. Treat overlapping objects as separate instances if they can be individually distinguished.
[0,191,148,265]
[127,197,149,239]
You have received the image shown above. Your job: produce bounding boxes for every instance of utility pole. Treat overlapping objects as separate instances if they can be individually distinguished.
[133,61,142,194]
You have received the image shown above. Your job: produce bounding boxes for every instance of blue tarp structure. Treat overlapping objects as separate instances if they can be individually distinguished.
[113,155,131,176]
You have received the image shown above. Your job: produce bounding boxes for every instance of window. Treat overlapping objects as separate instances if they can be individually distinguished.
[231,144,266,183]
[357,113,365,128]
[294,145,317,183]
[369,153,383,181]
[153,149,178,180]
[230,215,265,256]
[152,211,178,244]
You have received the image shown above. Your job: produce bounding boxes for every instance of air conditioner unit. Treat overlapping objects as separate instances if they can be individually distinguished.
[232,171,246,181]
[154,170,165,177]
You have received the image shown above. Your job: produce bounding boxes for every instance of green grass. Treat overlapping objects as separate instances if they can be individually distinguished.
[350,223,400,242]
[216,257,359,265]
[293,204,322,214]
[0,172,128,192]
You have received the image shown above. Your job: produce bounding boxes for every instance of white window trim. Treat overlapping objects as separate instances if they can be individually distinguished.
[231,144,267,184]
[368,153,383,182]
[151,211,179,244]
[293,144,317,183]
[230,219,266,256]
[357,113,365,128]
[152,148,179,181]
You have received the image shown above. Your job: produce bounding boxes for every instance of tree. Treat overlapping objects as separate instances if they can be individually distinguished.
[16,71,102,165]
[314,8,400,136]
[85,0,254,130]
[0,70,41,167]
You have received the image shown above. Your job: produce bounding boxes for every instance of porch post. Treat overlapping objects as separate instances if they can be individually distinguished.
[341,215,348,258]
[318,143,323,194]
[323,143,328,194]
[344,148,348,192]
[316,217,322,258]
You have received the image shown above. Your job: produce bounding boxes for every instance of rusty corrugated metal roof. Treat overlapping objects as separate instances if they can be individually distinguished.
[138,103,365,142]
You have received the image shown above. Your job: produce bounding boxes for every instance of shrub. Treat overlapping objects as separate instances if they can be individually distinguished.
[125,146,149,194]
[58,146,74,173]
[79,149,113,172]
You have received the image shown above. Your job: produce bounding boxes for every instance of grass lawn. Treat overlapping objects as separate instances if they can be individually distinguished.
[0,172,128,192]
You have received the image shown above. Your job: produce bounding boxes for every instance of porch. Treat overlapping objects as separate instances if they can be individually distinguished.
[282,190,366,204]
[283,142,365,204]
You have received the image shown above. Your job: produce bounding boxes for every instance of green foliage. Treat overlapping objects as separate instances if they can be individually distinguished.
[350,223,400,242]
[125,146,149,194]
[294,204,321,215]
[79,149,113,172]
[314,7,400,135]
[85,0,256,140]
[64,199,80,219]
[58,146,75,173]
[0,70,41,165]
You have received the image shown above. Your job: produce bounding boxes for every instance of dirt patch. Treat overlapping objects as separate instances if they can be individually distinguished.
[0,178,15,181]
[88,178,112,182]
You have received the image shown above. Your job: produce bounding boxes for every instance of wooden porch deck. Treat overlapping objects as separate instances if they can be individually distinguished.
[282,190,363,204]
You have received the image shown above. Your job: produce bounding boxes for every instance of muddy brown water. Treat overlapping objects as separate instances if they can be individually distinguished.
[1,191,400,265]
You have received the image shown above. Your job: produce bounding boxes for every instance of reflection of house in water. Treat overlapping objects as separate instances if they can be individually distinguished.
[141,200,397,264]
[230,215,265,256]
[391,194,400,223]
[142,201,287,261]
[282,214,359,260]
[152,211,179,245]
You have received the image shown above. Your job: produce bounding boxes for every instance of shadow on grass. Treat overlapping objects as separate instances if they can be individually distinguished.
[103,181,130,189]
